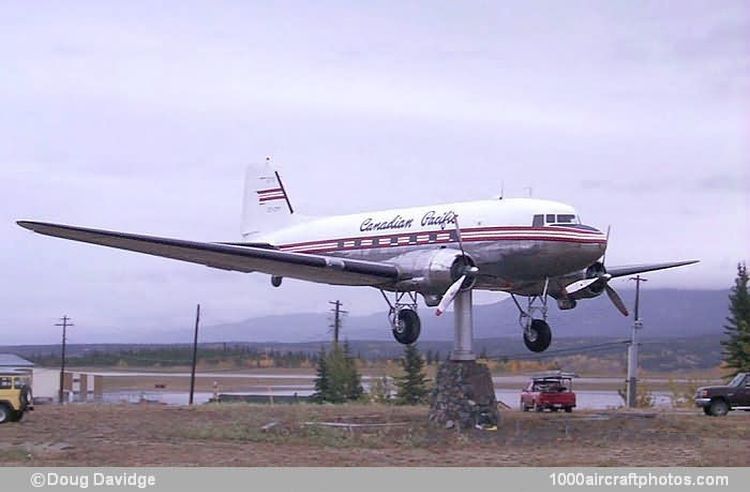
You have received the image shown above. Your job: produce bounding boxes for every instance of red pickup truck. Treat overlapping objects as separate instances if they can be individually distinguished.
[520,373,577,413]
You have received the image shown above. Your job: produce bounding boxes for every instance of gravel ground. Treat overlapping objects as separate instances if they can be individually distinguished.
[1,403,748,466]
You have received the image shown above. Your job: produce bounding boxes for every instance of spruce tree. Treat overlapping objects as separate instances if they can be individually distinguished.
[312,347,330,402]
[395,343,430,404]
[721,262,750,377]
[312,343,363,403]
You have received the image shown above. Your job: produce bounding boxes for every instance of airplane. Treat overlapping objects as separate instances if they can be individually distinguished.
[17,159,697,352]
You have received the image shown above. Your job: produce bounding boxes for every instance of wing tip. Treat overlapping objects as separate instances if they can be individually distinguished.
[17,220,36,230]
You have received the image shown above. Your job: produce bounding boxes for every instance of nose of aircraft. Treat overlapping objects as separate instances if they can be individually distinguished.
[579,224,608,262]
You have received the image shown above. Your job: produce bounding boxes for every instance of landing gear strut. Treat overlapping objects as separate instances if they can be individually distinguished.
[511,279,553,353]
[381,291,421,345]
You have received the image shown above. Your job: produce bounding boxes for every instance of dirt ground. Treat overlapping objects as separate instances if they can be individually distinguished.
[1,403,748,466]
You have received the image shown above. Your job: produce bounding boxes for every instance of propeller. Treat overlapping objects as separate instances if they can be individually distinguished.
[435,216,478,316]
[564,225,630,317]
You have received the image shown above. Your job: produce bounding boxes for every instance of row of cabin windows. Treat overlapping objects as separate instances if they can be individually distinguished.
[336,231,457,249]
[532,214,577,227]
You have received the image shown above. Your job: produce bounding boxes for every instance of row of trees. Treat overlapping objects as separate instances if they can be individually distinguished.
[312,342,430,404]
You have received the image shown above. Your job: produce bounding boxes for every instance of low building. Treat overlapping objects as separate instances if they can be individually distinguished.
[0,353,34,373]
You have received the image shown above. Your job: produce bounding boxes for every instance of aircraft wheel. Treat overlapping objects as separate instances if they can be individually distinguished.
[523,319,552,352]
[392,309,421,345]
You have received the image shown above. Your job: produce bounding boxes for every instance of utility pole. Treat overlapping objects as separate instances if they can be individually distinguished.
[55,315,73,404]
[627,276,647,408]
[328,300,347,346]
[189,304,201,405]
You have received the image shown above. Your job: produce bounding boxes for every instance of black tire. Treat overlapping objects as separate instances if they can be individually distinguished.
[703,406,712,416]
[523,319,552,352]
[708,399,729,417]
[0,403,11,424]
[392,309,421,345]
[564,407,573,413]
[520,401,529,412]
[534,402,543,412]
[10,410,24,422]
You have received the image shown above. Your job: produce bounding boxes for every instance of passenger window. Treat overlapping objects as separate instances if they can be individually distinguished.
[0,377,11,389]
[532,215,544,227]
[546,214,555,223]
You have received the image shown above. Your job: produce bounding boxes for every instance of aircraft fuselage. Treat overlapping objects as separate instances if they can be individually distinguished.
[257,197,607,296]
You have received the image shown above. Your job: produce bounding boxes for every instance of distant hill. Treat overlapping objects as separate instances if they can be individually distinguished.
[1,288,728,346]
[189,288,729,343]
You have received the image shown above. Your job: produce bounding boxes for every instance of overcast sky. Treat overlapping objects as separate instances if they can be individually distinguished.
[1,1,748,344]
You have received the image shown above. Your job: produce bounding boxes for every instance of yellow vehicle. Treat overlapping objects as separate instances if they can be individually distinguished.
[0,372,33,423]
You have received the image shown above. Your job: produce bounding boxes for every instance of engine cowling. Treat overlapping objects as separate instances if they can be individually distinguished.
[394,249,476,294]
[569,261,607,300]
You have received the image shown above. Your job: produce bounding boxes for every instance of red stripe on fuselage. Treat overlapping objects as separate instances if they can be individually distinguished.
[278,225,601,250]
[275,226,605,254]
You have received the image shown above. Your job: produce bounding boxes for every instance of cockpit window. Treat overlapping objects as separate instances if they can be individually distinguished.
[538,214,579,226]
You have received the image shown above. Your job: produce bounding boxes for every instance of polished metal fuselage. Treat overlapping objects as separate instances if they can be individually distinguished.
[261,198,607,297]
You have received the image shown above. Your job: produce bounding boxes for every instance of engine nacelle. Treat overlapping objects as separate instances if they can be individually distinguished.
[394,249,476,294]
[568,262,607,300]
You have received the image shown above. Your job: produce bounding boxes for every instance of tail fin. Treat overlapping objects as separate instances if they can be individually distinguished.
[241,157,295,238]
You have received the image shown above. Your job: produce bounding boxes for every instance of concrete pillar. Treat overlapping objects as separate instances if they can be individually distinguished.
[450,289,476,361]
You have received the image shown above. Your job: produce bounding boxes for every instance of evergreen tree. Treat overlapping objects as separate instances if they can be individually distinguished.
[312,343,363,403]
[721,262,750,377]
[312,347,330,402]
[395,343,430,404]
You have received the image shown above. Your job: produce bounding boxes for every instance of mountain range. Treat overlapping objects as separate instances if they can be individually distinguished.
[193,288,729,343]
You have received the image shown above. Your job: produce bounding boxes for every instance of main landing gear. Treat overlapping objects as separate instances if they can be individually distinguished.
[511,280,553,353]
[381,291,421,345]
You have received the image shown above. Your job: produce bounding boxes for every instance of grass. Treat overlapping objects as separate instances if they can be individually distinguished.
[0,448,32,463]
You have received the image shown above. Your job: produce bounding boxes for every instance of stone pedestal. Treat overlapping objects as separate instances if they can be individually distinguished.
[428,360,500,429]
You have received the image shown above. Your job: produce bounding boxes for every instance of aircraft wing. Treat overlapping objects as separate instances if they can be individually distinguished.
[17,221,400,287]
[606,260,699,279]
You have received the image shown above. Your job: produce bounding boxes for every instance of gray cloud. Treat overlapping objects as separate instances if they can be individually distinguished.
[1,0,747,343]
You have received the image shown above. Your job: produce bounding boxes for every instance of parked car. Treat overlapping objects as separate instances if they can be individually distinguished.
[695,372,750,416]
[520,372,577,413]
[0,372,34,423]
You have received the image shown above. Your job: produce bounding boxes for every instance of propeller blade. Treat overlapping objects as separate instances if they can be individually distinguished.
[565,277,601,295]
[453,215,466,257]
[602,225,611,265]
[605,284,629,316]
[435,274,466,316]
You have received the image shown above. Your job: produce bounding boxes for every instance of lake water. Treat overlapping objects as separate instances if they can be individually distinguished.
[101,388,673,409]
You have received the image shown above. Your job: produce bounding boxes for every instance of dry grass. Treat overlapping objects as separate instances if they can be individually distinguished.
[0,403,748,466]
